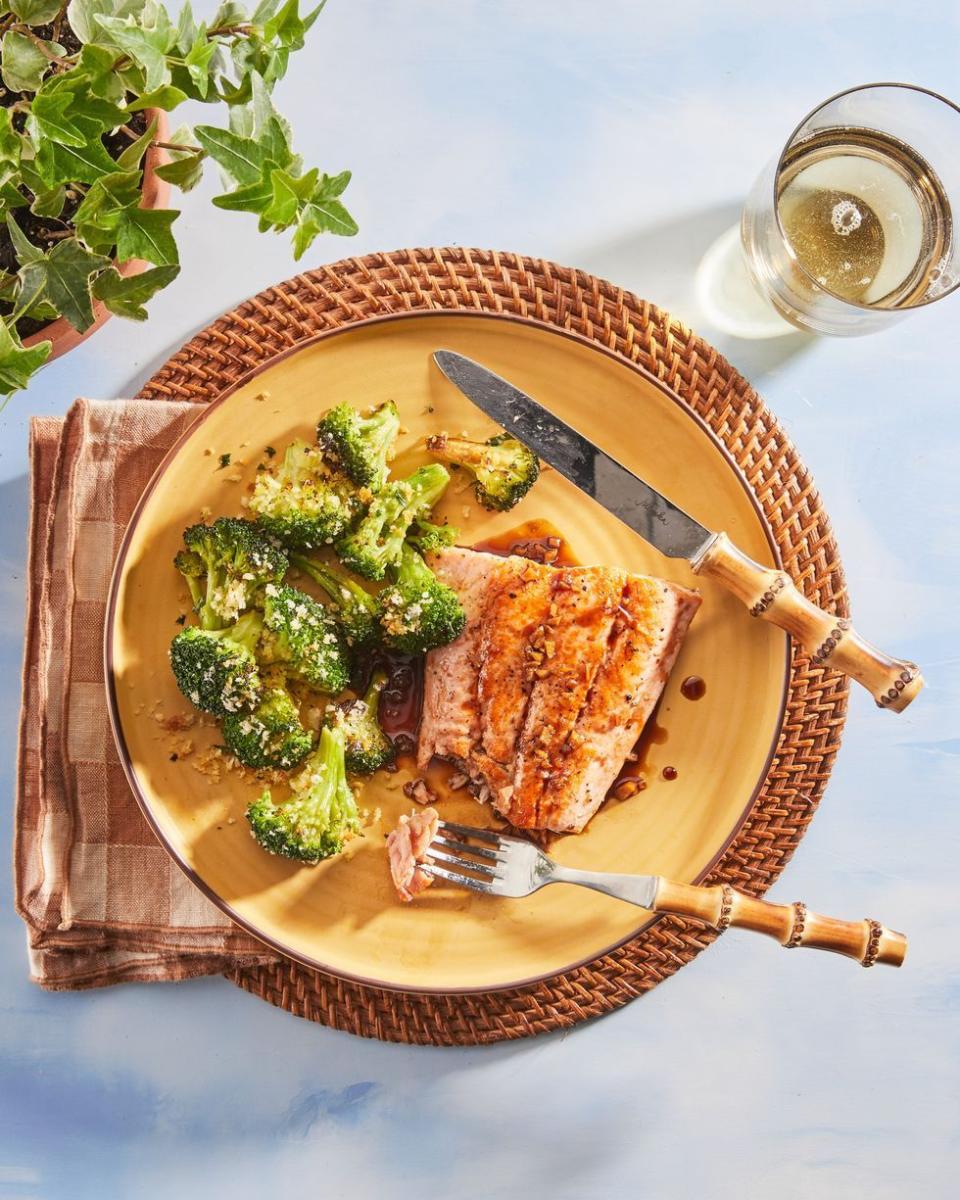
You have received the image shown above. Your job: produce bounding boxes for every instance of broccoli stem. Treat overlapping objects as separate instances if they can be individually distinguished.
[291,554,371,610]
[228,610,264,655]
[406,463,450,511]
[363,669,389,718]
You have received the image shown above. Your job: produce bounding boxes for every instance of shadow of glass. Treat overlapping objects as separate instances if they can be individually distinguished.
[573,203,815,384]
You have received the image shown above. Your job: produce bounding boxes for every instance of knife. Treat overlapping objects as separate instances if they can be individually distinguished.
[433,350,922,712]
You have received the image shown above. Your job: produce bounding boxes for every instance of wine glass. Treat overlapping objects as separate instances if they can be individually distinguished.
[696,83,960,338]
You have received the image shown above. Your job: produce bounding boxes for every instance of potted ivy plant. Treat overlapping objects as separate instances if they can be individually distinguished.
[0,0,356,400]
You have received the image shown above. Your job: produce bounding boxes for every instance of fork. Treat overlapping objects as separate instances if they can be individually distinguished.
[422,820,907,968]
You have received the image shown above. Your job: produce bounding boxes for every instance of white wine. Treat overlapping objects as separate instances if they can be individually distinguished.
[776,128,953,308]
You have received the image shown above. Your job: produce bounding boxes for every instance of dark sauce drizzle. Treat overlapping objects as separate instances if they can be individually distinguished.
[355,650,423,766]
[473,519,580,567]
[680,675,706,701]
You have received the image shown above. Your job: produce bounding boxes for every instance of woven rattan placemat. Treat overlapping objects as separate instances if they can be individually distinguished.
[139,247,848,1044]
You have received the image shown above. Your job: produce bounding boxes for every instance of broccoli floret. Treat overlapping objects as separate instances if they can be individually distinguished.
[336,463,451,581]
[169,611,263,715]
[290,554,379,650]
[259,583,350,693]
[249,438,360,550]
[425,431,540,511]
[376,543,466,653]
[408,518,459,554]
[246,724,361,863]
[222,683,314,770]
[317,400,401,492]
[325,670,395,774]
[175,517,287,629]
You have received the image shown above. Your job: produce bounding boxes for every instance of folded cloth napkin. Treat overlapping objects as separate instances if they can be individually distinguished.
[16,399,275,989]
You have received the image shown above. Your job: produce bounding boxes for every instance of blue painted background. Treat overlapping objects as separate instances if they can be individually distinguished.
[1,3,957,1197]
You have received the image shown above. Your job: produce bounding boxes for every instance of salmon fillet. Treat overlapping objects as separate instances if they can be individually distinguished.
[540,575,701,832]
[508,566,626,826]
[417,548,700,835]
[476,559,555,766]
[416,549,501,769]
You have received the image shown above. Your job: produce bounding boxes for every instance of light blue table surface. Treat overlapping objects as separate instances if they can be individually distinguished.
[2,3,958,1197]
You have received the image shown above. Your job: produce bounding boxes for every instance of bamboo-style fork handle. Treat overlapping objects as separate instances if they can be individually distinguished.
[653,878,907,967]
[692,532,922,712]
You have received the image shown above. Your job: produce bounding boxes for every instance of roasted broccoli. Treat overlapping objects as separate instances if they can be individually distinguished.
[376,543,466,653]
[169,611,263,715]
[222,683,314,770]
[335,463,451,581]
[325,670,395,774]
[290,554,379,650]
[408,518,459,555]
[425,431,540,511]
[259,583,350,693]
[249,438,360,550]
[246,725,361,863]
[174,517,287,628]
[317,400,401,492]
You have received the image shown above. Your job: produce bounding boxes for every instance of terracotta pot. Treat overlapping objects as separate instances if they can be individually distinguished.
[22,109,171,361]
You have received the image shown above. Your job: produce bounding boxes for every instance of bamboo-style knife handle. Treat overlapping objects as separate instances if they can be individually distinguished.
[692,532,922,712]
[653,879,906,967]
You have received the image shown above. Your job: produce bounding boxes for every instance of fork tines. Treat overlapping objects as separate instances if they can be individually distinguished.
[421,820,508,895]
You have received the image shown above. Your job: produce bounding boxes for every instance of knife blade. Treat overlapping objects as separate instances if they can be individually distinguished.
[432,349,923,713]
[433,349,714,562]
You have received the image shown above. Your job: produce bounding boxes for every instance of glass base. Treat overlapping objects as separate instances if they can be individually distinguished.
[695,224,797,339]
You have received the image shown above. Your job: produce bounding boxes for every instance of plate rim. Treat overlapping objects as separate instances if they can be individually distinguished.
[105,307,790,994]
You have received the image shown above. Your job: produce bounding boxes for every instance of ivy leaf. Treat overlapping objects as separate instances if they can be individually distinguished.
[6,213,43,265]
[64,43,127,102]
[116,116,159,170]
[0,109,22,171]
[194,124,275,185]
[313,169,351,201]
[251,0,282,22]
[91,264,179,319]
[154,148,204,190]
[230,36,285,91]
[10,0,64,25]
[126,85,189,112]
[29,82,127,147]
[0,181,28,209]
[292,196,357,259]
[27,91,88,147]
[67,0,145,46]
[1,32,64,93]
[265,0,323,51]
[30,184,66,219]
[115,207,180,266]
[94,11,176,92]
[0,320,51,397]
[153,125,204,192]
[175,1,199,54]
[18,238,111,333]
[184,32,217,98]
[12,255,48,317]
[306,198,357,236]
[73,170,142,249]
[261,165,316,229]
[211,1,249,27]
[36,135,118,186]
[210,169,277,213]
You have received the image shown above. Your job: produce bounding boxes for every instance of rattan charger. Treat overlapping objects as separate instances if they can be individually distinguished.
[140,247,849,1045]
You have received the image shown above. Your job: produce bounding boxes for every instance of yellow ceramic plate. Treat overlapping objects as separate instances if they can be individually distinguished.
[106,312,788,992]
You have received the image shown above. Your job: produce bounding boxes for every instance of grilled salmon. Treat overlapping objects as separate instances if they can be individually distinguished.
[387,807,440,902]
[418,548,700,834]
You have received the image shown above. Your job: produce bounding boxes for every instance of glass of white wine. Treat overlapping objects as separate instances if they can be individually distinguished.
[699,83,960,338]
